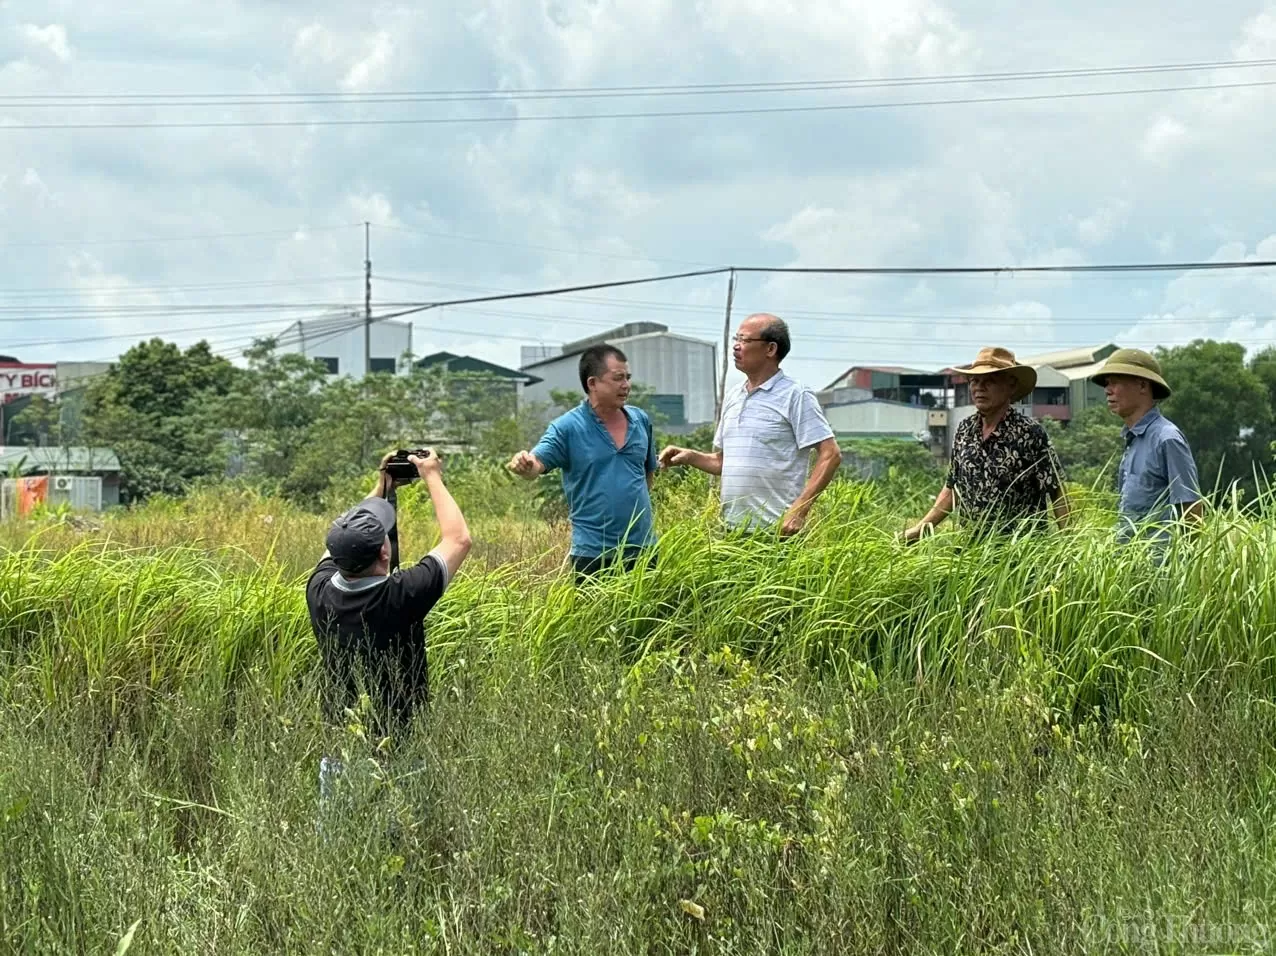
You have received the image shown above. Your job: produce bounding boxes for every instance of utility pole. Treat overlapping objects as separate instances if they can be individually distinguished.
[715,268,736,423]
[364,221,372,378]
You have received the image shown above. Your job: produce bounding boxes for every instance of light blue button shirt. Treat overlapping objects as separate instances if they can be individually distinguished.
[532,401,659,558]
[1117,407,1201,542]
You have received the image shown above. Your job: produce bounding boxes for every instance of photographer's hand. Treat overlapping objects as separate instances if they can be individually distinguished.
[409,450,473,580]
[371,451,395,498]
[409,449,441,481]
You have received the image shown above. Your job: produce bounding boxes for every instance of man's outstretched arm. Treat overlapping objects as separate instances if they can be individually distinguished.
[410,452,472,580]
[658,445,724,475]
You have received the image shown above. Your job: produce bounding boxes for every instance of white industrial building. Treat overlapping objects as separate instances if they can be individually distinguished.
[277,312,413,378]
[520,322,718,428]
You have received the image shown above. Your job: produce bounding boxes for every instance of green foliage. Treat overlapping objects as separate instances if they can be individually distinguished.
[81,339,240,501]
[2,489,1276,951]
[1041,405,1124,490]
[1157,339,1272,496]
[77,338,549,508]
[840,438,941,479]
[6,394,66,447]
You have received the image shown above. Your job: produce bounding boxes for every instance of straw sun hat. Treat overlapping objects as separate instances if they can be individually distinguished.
[950,346,1037,404]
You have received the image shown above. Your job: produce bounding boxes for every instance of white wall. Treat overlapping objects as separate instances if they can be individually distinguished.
[520,332,718,425]
[824,400,930,438]
[283,318,412,378]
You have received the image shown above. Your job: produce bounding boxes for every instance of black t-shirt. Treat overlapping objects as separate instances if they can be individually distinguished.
[305,551,450,730]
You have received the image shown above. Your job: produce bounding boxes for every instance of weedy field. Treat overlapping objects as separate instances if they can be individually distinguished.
[2,470,1275,954]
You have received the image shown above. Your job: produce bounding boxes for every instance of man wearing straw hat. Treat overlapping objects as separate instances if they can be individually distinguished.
[1089,348,1202,542]
[905,346,1069,541]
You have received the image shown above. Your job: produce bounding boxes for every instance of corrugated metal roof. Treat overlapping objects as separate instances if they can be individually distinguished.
[822,365,947,389]
[415,351,543,384]
[0,446,121,473]
[520,329,715,369]
[1031,365,1071,388]
[1053,359,1108,381]
[1018,344,1116,368]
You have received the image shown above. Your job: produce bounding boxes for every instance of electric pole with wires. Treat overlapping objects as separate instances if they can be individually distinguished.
[363,222,372,378]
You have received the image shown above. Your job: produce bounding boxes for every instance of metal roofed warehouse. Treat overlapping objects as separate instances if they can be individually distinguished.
[519,322,718,429]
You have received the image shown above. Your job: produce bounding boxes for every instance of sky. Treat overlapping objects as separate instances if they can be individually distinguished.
[3,0,1276,391]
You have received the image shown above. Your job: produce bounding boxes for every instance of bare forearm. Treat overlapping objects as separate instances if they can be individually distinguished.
[689,450,723,475]
[922,486,954,526]
[425,473,470,546]
[1051,488,1071,528]
[790,447,841,513]
[1180,498,1205,526]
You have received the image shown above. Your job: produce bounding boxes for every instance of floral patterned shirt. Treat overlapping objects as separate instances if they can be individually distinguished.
[945,406,1064,533]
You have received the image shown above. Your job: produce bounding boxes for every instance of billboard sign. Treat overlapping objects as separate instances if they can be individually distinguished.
[0,363,57,403]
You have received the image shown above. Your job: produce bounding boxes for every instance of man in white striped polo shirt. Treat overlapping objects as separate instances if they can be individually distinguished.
[659,313,843,535]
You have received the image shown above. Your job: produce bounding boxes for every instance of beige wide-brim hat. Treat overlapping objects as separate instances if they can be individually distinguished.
[951,346,1037,404]
[1089,348,1171,400]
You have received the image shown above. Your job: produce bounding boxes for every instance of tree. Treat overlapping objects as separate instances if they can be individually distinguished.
[1248,345,1276,425]
[7,395,67,446]
[1156,339,1272,497]
[1040,405,1124,490]
[214,339,330,482]
[82,339,240,501]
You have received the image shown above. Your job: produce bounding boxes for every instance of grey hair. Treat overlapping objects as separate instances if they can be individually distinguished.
[759,316,791,361]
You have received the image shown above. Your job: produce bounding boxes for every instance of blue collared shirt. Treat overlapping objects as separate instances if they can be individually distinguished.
[532,401,659,558]
[1117,407,1200,542]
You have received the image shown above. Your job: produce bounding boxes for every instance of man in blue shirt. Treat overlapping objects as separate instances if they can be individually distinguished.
[508,344,659,581]
[1090,348,1203,543]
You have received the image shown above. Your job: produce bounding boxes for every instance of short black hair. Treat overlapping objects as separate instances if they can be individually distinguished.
[578,344,628,393]
[760,317,791,361]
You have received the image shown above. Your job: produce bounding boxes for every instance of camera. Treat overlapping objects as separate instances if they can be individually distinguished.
[383,448,433,485]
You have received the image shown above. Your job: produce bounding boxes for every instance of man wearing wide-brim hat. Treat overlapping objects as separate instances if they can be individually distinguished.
[905,346,1070,541]
[1090,348,1202,542]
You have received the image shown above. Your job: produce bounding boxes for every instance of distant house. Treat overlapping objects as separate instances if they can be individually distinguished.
[0,445,122,513]
[1017,344,1117,415]
[816,366,953,458]
[819,344,1123,462]
[277,313,412,378]
[414,351,543,419]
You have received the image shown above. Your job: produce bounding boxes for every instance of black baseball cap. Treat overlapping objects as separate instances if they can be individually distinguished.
[325,497,396,573]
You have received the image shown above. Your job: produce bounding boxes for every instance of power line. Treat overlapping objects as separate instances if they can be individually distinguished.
[374,223,721,269]
[5,77,1275,130]
[0,275,366,299]
[4,315,347,351]
[375,274,1276,326]
[7,57,1274,105]
[0,223,362,250]
[0,304,426,321]
[16,256,1276,352]
[442,301,1276,330]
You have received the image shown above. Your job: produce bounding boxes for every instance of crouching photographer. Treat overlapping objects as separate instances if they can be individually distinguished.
[306,448,472,805]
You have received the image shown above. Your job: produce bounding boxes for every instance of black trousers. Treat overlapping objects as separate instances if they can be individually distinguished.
[570,547,655,585]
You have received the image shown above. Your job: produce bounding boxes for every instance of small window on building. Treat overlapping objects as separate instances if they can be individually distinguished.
[317,357,339,375]
[369,357,397,374]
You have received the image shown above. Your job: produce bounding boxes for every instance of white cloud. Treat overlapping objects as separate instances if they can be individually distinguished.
[1075,200,1132,247]
[342,31,394,91]
[5,0,1276,383]
[1141,116,1190,165]
[20,23,71,63]
[346,192,398,228]
[292,23,396,90]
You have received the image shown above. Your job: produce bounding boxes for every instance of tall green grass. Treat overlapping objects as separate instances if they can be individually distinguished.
[2,475,1275,952]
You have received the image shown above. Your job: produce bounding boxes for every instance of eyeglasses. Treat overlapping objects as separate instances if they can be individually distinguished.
[732,335,767,345]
